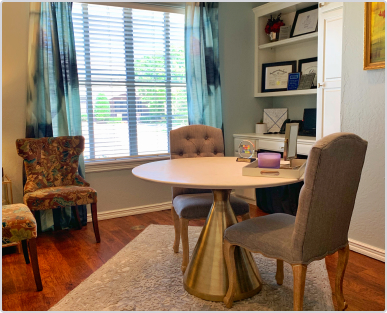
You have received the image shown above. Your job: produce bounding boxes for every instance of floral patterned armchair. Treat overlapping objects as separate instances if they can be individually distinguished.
[16,136,100,242]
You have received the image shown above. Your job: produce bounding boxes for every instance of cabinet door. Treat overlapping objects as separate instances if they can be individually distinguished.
[316,3,343,139]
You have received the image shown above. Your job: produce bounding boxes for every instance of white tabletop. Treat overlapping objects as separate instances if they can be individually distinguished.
[132,157,302,189]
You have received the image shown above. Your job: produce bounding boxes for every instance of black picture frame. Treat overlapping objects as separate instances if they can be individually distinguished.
[262,61,297,93]
[290,5,319,38]
[298,57,318,88]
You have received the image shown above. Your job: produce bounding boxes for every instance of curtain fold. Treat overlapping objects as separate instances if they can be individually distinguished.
[185,3,222,128]
[27,2,87,232]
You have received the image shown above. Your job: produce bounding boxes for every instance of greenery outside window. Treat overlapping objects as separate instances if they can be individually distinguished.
[72,3,188,163]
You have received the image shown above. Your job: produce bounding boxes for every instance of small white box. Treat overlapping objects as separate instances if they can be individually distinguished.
[242,159,306,179]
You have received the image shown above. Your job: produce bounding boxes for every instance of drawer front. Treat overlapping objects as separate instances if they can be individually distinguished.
[297,143,313,156]
[258,140,284,152]
[234,138,259,156]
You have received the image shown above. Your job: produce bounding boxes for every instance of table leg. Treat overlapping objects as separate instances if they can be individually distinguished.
[183,189,262,302]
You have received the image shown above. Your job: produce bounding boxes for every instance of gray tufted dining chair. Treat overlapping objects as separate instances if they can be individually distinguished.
[223,133,368,311]
[170,125,250,273]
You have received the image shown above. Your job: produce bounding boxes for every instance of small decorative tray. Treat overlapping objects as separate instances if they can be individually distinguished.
[242,159,306,179]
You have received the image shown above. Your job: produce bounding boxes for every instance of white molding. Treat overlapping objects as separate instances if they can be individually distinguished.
[348,238,385,262]
[233,193,256,205]
[85,156,169,173]
[85,199,386,263]
[86,201,171,222]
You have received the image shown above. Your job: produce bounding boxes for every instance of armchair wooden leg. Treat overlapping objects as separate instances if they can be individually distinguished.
[223,239,237,309]
[21,239,30,264]
[91,203,100,243]
[292,264,307,311]
[28,238,43,291]
[336,245,349,311]
[275,259,284,285]
[180,218,189,273]
[72,205,82,230]
[241,212,250,221]
[171,206,180,253]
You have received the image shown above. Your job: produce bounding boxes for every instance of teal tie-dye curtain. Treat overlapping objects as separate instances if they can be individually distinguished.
[27,2,86,232]
[185,3,222,128]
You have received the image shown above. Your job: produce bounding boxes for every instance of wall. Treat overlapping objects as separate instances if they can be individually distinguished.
[2,2,30,203]
[219,2,271,156]
[341,2,385,252]
[272,95,316,121]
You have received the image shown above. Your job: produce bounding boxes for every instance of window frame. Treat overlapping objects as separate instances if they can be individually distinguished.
[73,2,187,172]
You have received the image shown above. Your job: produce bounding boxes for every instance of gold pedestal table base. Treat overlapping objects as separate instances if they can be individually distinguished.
[183,189,262,302]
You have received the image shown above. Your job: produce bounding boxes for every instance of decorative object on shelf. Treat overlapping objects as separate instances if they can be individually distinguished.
[278,25,291,40]
[257,152,281,169]
[236,140,256,162]
[265,13,285,41]
[283,123,299,162]
[290,5,318,38]
[255,122,267,134]
[287,73,301,90]
[297,73,316,90]
[364,2,385,70]
[263,108,288,133]
[298,57,318,88]
[262,61,296,93]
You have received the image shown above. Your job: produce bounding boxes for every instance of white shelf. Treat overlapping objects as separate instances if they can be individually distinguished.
[259,32,318,50]
[255,89,317,98]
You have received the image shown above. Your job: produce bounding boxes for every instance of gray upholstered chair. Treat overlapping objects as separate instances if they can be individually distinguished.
[223,133,368,311]
[170,125,250,273]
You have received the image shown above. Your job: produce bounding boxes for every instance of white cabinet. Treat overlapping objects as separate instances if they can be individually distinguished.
[316,2,343,139]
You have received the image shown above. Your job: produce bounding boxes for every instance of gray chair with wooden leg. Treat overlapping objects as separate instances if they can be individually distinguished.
[170,125,250,273]
[223,133,368,311]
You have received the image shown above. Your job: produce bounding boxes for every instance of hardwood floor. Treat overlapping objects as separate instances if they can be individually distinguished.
[2,205,385,311]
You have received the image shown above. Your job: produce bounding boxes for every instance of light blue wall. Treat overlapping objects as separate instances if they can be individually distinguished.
[219,2,271,156]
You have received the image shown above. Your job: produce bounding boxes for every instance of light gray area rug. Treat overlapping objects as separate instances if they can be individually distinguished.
[50,224,334,311]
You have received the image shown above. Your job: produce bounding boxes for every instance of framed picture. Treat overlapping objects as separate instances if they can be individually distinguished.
[262,61,297,92]
[298,57,318,88]
[290,5,318,38]
[364,2,385,70]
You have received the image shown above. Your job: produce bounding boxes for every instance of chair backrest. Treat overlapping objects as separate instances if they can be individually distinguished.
[16,136,86,193]
[169,125,225,199]
[292,133,368,263]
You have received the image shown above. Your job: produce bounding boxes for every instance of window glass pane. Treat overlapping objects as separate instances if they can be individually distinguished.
[72,3,188,160]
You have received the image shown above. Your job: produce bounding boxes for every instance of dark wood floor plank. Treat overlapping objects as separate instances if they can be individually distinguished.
[2,207,385,311]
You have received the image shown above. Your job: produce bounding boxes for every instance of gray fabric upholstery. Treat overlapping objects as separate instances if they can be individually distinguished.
[173,193,249,219]
[224,213,295,262]
[170,125,225,199]
[224,133,368,265]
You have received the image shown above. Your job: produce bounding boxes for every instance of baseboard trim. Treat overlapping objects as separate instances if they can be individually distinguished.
[86,201,171,222]
[348,238,385,262]
[232,192,256,205]
[86,200,385,263]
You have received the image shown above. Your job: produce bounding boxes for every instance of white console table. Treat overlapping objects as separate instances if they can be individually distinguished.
[233,133,316,202]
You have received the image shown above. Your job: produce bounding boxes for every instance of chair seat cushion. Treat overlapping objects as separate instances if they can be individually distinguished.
[173,193,249,219]
[24,186,97,211]
[224,213,296,263]
[2,203,37,245]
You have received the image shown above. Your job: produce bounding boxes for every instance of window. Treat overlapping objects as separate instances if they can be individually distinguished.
[72,3,188,161]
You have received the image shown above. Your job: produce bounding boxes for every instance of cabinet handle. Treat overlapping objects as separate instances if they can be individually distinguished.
[319,2,325,8]
[318,83,325,88]
[280,146,284,149]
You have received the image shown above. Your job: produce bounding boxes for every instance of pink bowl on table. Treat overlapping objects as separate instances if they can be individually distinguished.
[257,152,281,169]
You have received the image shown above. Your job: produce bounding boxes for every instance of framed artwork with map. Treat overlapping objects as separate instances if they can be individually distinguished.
[290,5,318,38]
[298,57,318,88]
[364,2,385,70]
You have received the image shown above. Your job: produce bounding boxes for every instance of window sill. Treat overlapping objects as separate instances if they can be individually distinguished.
[85,155,170,173]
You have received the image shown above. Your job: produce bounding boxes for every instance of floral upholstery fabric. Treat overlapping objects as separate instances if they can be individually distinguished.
[2,204,37,245]
[16,136,89,194]
[24,186,97,211]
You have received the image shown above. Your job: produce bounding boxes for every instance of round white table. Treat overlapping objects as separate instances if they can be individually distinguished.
[132,157,302,302]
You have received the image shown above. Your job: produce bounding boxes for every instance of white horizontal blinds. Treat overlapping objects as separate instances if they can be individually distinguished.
[72,3,188,160]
